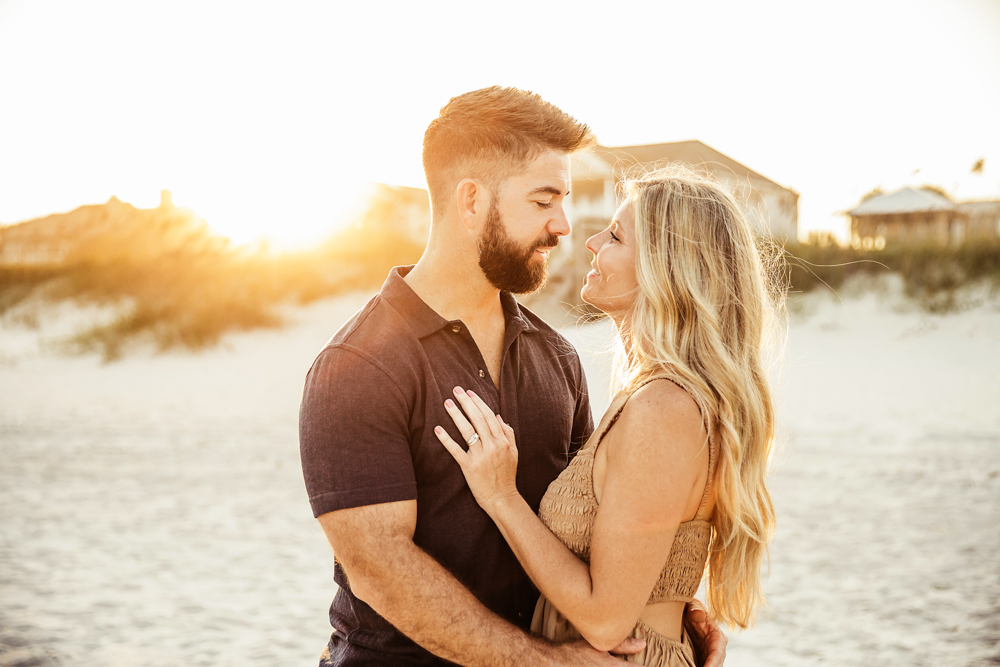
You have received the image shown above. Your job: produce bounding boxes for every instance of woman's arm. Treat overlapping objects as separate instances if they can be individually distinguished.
[436,384,709,651]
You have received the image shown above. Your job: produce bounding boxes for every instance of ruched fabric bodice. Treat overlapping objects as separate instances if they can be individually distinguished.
[537,376,715,604]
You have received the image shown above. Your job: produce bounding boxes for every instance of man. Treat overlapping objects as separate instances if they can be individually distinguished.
[299,86,727,666]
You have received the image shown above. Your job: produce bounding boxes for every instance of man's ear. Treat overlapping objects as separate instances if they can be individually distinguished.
[455,178,486,231]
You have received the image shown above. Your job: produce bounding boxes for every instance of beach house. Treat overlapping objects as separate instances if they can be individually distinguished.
[848,187,1000,248]
[567,141,798,242]
[538,141,799,310]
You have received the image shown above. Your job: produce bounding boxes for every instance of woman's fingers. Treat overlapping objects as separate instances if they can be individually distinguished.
[499,418,517,451]
[460,388,495,418]
[462,390,507,441]
[434,425,468,464]
[443,396,478,445]
[451,387,496,443]
[445,386,513,452]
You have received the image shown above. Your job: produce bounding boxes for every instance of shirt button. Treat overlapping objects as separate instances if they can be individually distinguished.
[479,369,485,378]
[451,324,461,333]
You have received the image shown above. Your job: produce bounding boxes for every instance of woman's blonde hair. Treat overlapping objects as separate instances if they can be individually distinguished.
[613,164,784,629]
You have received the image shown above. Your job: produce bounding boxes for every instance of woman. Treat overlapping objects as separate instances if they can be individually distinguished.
[434,165,782,665]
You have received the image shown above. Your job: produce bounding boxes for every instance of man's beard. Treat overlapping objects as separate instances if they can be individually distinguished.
[478,201,559,295]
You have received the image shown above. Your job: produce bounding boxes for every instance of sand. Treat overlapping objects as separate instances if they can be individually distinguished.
[1,282,998,666]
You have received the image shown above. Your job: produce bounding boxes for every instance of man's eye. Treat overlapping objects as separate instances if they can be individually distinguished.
[535,201,553,209]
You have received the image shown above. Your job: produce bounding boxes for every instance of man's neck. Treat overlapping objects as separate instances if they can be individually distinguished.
[403,251,505,327]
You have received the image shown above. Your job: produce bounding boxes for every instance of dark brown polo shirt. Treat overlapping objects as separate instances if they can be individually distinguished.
[299,266,593,666]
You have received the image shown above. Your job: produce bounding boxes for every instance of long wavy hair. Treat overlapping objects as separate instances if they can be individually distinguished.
[612,164,785,629]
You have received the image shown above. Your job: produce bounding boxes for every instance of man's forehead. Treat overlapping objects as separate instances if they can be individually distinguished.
[509,150,571,194]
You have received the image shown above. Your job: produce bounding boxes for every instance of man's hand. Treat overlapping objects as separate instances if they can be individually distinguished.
[551,639,645,666]
[608,636,646,657]
[684,599,727,667]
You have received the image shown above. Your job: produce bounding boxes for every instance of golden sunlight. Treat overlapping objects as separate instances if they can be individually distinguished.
[174,180,382,248]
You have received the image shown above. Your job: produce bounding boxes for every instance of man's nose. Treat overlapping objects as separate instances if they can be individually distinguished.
[549,205,571,237]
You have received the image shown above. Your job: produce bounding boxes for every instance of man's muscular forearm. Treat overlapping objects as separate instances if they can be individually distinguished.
[318,501,619,667]
[346,530,548,665]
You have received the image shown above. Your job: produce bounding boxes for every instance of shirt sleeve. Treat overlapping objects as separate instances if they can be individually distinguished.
[299,345,418,518]
[569,354,595,455]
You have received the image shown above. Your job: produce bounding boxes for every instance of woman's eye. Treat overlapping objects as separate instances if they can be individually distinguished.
[610,231,621,242]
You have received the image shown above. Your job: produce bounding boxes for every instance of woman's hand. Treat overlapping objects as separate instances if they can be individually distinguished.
[435,386,520,514]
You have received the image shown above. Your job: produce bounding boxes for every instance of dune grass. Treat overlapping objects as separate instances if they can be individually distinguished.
[0,221,424,361]
[784,236,1000,312]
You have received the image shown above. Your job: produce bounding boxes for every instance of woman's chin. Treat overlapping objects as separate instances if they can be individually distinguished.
[580,288,607,314]
[581,286,634,320]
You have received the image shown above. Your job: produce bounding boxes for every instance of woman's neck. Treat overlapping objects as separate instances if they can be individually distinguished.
[612,313,636,366]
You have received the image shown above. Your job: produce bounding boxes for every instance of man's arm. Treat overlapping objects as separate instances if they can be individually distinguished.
[318,500,633,667]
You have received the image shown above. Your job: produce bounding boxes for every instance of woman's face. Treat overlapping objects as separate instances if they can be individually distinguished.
[581,198,639,317]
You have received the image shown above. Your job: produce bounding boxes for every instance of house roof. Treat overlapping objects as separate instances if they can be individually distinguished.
[592,140,787,191]
[849,187,955,216]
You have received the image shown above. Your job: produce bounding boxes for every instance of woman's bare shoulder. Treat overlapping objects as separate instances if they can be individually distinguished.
[595,379,710,523]
[622,378,704,429]
[610,379,707,461]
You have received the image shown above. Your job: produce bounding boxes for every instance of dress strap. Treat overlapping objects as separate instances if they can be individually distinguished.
[599,374,716,521]
[694,429,716,522]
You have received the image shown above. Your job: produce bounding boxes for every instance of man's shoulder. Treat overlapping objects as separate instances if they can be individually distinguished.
[310,292,424,379]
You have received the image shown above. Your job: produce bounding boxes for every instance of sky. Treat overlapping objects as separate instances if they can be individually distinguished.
[0,0,998,246]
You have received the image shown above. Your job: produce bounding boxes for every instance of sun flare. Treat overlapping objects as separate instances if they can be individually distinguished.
[172,180,384,249]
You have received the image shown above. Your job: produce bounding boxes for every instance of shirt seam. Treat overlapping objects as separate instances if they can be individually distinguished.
[309,481,417,503]
[318,342,410,407]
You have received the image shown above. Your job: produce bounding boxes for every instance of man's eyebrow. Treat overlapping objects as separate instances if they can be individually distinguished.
[527,186,567,197]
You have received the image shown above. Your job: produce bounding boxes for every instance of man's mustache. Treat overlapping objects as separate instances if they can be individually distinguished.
[533,235,560,251]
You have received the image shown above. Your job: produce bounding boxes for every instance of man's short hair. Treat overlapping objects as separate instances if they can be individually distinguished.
[422,86,594,219]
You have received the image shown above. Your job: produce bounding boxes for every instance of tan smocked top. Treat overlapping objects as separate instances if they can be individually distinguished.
[538,376,715,604]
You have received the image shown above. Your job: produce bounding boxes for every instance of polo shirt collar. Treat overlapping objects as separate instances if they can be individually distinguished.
[381,266,539,339]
